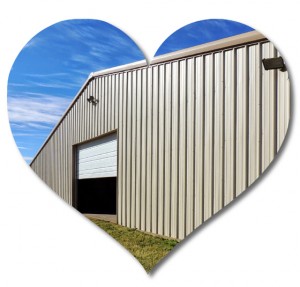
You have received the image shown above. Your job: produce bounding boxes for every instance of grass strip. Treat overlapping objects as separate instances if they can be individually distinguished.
[89,218,179,272]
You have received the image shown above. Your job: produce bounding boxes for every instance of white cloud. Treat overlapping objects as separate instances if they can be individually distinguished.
[18,146,30,150]
[23,156,34,163]
[24,72,69,78]
[8,94,71,125]
[13,133,47,137]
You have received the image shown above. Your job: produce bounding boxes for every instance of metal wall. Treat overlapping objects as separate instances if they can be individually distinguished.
[31,32,290,240]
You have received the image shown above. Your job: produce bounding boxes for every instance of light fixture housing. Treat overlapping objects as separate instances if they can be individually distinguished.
[262,56,286,71]
[87,95,98,105]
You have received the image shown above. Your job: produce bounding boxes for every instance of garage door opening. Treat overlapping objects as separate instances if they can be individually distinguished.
[75,132,118,221]
[77,177,116,214]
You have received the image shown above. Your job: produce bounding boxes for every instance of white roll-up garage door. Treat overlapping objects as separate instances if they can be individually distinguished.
[77,133,117,179]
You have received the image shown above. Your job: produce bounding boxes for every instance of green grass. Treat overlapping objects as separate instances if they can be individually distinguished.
[89,218,179,272]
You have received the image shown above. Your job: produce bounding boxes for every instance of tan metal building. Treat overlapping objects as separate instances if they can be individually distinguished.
[31,31,290,240]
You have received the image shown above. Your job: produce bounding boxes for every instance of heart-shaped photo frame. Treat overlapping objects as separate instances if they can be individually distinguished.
[7,19,290,272]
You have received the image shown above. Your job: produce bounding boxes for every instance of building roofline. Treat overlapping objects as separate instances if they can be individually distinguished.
[30,30,267,165]
[151,30,266,64]
[91,60,148,77]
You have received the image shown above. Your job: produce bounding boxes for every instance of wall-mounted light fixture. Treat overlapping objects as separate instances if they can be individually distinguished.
[87,95,98,105]
[262,56,286,72]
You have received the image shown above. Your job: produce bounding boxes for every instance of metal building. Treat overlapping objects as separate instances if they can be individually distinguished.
[30,31,290,240]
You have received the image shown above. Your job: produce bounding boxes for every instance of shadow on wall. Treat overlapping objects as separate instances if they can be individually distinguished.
[77,177,116,214]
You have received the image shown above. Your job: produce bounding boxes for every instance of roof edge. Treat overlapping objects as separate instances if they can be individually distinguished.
[92,60,148,77]
[150,30,267,65]
[30,74,93,165]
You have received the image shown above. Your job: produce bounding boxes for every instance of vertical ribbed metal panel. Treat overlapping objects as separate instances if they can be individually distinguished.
[151,65,158,234]
[248,44,261,185]
[158,64,165,235]
[31,39,290,240]
[117,74,125,225]
[194,56,204,229]
[135,69,142,230]
[178,60,187,239]
[277,59,290,150]
[203,54,213,221]
[145,67,152,233]
[140,68,147,231]
[213,51,224,214]
[186,58,195,236]
[131,70,137,228]
[262,42,276,172]
[224,49,236,207]
[170,61,179,238]
[164,63,172,237]
[122,72,127,226]
[236,47,247,196]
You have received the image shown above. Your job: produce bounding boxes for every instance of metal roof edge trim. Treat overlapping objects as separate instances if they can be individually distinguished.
[30,30,267,165]
[92,60,148,77]
[150,30,267,65]
[30,60,147,165]
[30,74,93,165]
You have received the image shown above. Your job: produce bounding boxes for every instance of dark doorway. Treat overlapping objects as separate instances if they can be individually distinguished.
[77,177,116,214]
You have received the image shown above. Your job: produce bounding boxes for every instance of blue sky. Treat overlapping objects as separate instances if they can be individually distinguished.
[155,19,253,55]
[8,19,253,164]
[8,19,145,163]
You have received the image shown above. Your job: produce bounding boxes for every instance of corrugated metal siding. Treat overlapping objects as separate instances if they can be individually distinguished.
[31,37,290,240]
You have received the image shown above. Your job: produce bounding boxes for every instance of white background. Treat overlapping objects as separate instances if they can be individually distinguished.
[0,0,299,286]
